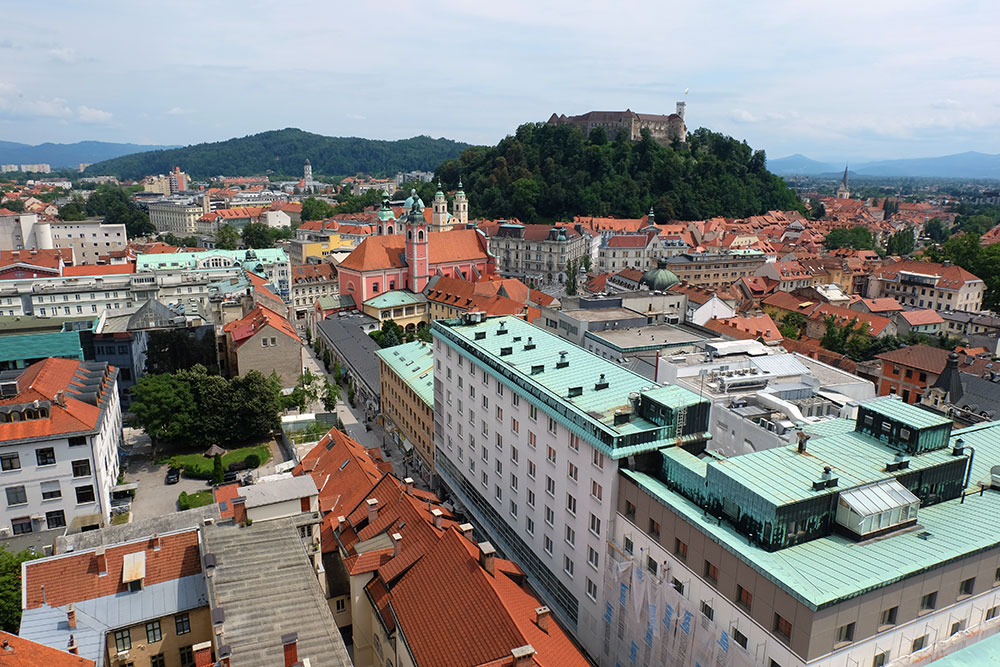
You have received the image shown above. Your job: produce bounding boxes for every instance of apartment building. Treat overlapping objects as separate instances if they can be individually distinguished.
[147,200,205,235]
[597,233,658,273]
[483,222,589,283]
[867,260,984,313]
[51,219,127,264]
[432,314,711,659]
[607,398,1000,667]
[289,263,337,330]
[221,304,302,387]
[377,340,435,481]
[0,211,54,251]
[665,251,768,289]
[0,358,121,537]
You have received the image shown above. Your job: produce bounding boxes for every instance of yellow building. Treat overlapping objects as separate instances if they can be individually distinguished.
[376,340,434,481]
[291,235,353,264]
[105,607,213,667]
[362,290,429,331]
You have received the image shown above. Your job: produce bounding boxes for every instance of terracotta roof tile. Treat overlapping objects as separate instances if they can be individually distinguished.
[223,304,299,348]
[0,631,95,666]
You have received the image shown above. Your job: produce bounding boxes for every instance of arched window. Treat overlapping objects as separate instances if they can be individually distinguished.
[407,230,412,241]
[377,225,383,235]
[387,226,394,235]
[418,230,424,242]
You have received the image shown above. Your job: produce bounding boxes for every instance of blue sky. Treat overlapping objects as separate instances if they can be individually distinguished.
[2,0,997,161]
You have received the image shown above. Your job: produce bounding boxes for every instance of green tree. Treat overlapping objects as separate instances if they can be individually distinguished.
[332,360,342,385]
[241,222,273,249]
[886,228,915,256]
[369,320,404,348]
[415,326,432,343]
[129,374,196,445]
[301,197,336,221]
[3,199,25,213]
[322,348,331,370]
[581,255,592,272]
[215,224,240,250]
[564,259,578,295]
[923,218,949,242]
[212,454,225,485]
[808,198,826,220]
[322,377,340,412]
[58,201,87,221]
[85,184,155,237]
[778,312,806,340]
[0,546,40,632]
[305,327,312,344]
[347,379,356,407]
[824,226,876,251]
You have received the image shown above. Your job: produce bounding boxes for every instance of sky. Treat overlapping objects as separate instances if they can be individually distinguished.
[2,0,998,162]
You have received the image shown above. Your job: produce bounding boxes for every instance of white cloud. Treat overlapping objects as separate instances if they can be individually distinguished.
[77,105,112,123]
[731,109,757,123]
[166,106,192,115]
[48,47,77,63]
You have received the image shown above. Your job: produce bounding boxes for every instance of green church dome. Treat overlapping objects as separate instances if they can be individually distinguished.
[639,258,680,291]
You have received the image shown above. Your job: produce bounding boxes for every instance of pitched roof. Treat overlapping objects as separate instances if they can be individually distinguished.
[62,263,136,276]
[294,429,384,519]
[291,263,336,284]
[0,631,95,667]
[338,229,489,273]
[245,269,282,304]
[810,303,892,336]
[23,530,201,609]
[389,529,589,667]
[223,304,300,348]
[876,259,982,288]
[606,234,650,248]
[762,290,820,314]
[858,297,903,313]
[875,344,951,374]
[899,309,945,326]
[718,314,782,342]
[0,249,71,272]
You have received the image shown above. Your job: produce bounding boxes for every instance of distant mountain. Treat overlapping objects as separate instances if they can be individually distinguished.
[768,151,1000,179]
[0,140,180,169]
[84,128,470,180]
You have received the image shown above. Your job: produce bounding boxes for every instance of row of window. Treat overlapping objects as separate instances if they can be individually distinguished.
[6,479,94,508]
[114,613,193,658]
[1,448,89,472]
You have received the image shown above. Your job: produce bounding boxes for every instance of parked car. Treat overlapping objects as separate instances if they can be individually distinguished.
[165,467,181,485]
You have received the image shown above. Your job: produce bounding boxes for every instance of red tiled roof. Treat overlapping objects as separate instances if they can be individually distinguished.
[858,297,903,313]
[0,359,110,442]
[245,269,282,304]
[616,268,643,283]
[718,314,782,342]
[62,263,136,276]
[24,530,201,609]
[606,234,650,248]
[0,249,72,272]
[213,482,241,520]
[876,259,982,288]
[291,263,336,284]
[0,631,95,667]
[223,304,300,347]
[667,281,716,305]
[338,229,489,273]
[875,344,951,374]
[294,429,384,520]
[810,303,892,336]
[899,309,945,326]
[762,291,820,314]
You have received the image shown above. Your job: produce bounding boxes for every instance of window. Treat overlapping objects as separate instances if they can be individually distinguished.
[511,418,519,433]
[733,628,748,649]
[35,448,55,466]
[495,486,502,502]
[510,473,517,490]
[545,506,554,526]
[40,481,61,500]
[737,585,753,610]
[45,510,66,529]
[593,450,604,469]
[566,494,576,515]
[146,620,162,643]
[911,635,927,652]
[995,567,1000,585]
[527,489,535,507]
[589,513,601,536]
[960,577,975,597]
[624,536,633,554]
[179,646,195,667]
[510,500,517,517]
[919,591,937,611]
[511,447,518,464]
[587,546,599,569]
[545,476,555,497]
[591,481,603,501]
[496,406,502,421]
[569,434,580,451]
[567,462,578,481]
[528,462,536,479]
[6,485,27,506]
[526,517,534,535]
[701,601,714,621]
[672,578,684,595]
[543,535,553,555]
[951,620,966,636]
[151,655,166,667]
[648,519,660,540]
[530,405,538,420]
[528,432,537,448]
[481,471,488,487]
[75,485,95,504]
[835,622,855,644]
[565,525,575,546]
[704,560,719,584]
[871,652,888,667]
[495,433,503,450]
[12,517,31,535]
[774,614,792,641]
[175,613,191,635]
[114,629,132,652]
[0,453,20,471]
[547,446,556,464]
[495,460,502,475]
[68,435,87,446]
[647,556,658,575]
[512,393,519,406]
[586,577,598,601]
[879,606,897,627]
[548,417,557,434]
[625,501,636,521]
[563,555,574,577]
[986,605,999,621]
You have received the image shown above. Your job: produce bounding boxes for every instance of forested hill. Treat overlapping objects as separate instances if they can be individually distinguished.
[83,128,469,180]
[435,124,802,222]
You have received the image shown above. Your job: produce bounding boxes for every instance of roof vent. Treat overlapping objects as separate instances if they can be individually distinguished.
[595,374,609,391]
[556,351,569,369]
[524,336,536,351]
[568,386,583,398]
[530,364,544,375]
[500,346,512,356]
[497,326,508,336]
[886,452,910,472]
[614,410,631,426]
[474,331,486,340]
[812,466,838,490]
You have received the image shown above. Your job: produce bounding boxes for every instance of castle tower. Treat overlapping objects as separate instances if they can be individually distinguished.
[432,181,449,231]
[837,165,850,199]
[405,195,430,292]
[453,179,469,226]
[675,101,686,121]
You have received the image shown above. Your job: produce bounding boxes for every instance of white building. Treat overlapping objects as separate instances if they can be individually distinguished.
[50,219,127,264]
[0,358,122,537]
[431,314,711,660]
[147,200,205,235]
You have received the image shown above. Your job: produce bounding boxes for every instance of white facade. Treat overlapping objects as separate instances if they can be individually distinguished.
[0,212,51,252]
[0,363,122,537]
[148,201,203,234]
[687,295,736,326]
[51,219,127,264]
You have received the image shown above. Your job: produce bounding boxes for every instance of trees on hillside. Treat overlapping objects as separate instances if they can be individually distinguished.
[923,218,948,242]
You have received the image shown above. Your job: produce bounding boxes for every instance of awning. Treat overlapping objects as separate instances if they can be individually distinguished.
[112,482,138,493]
[400,438,413,453]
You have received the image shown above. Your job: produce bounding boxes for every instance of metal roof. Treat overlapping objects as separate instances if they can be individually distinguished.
[839,478,918,517]
[0,331,84,363]
[122,551,146,582]
[136,248,287,271]
[363,290,427,309]
[375,340,434,408]
[242,474,318,509]
[863,395,952,429]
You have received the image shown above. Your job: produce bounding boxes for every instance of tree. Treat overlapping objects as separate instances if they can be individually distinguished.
[886,228,915,256]
[808,198,826,220]
[347,379,356,407]
[301,197,336,221]
[415,326,432,343]
[370,320,404,348]
[129,374,197,445]
[215,224,240,250]
[85,184,155,237]
[58,201,87,221]
[0,546,39,632]
[564,259,578,295]
[778,312,806,340]
[212,454,225,485]
[824,226,876,251]
[241,222,273,249]
[3,199,24,213]
[923,218,949,242]
[321,377,340,412]
[581,255,592,272]
[332,360,342,385]
[322,348,331,370]
[305,327,312,345]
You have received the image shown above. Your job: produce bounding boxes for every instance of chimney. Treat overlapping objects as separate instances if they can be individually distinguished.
[151,533,160,551]
[67,634,78,655]
[478,541,496,576]
[391,532,403,557]
[534,606,551,633]
[217,645,232,667]
[67,603,77,629]
[232,496,247,525]
[366,498,379,523]
[511,645,536,667]
[336,515,346,533]
[403,477,414,494]
[95,547,107,576]
[796,430,810,454]
[430,508,443,530]
[193,640,213,667]
[282,632,299,667]
[459,523,474,542]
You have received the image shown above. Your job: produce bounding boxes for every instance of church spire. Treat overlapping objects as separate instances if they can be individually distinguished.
[841,164,849,189]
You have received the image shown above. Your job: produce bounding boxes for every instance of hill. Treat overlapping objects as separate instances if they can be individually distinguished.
[768,151,1000,179]
[0,140,179,169]
[84,128,470,180]
[435,124,801,222]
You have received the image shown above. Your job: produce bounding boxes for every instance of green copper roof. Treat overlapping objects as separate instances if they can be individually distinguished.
[0,331,84,363]
[363,290,427,310]
[801,417,856,437]
[376,340,434,408]
[864,395,953,430]
[136,248,288,271]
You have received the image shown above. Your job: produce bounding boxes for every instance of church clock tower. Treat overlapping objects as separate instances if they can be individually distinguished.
[405,193,430,292]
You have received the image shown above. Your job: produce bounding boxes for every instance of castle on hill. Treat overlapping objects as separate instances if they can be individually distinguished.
[547,102,687,145]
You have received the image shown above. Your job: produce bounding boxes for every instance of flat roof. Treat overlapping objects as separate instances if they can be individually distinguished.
[586,323,705,351]
[376,340,434,407]
[363,290,427,309]
[317,316,382,397]
[863,395,953,430]
[136,248,287,271]
[560,307,644,322]
[241,475,318,509]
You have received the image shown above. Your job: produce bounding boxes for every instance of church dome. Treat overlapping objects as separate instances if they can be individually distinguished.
[639,258,680,291]
[403,188,424,211]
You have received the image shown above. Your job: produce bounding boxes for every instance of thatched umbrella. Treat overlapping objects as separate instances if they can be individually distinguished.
[203,444,227,458]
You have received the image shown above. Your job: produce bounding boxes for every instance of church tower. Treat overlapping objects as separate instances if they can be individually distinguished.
[377,191,396,236]
[405,194,430,292]
[836,165,850,199]
[453,178,469,226]
[432,181,449,231]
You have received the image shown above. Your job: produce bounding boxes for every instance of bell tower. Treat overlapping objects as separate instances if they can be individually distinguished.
[432,181,449,231]
[453,178,469,226]
[405,196,429,292]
